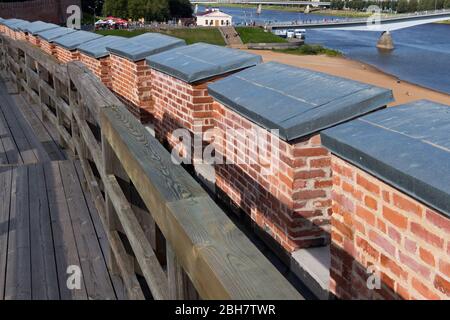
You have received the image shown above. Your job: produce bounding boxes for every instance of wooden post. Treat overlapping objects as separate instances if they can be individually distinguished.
[166,242,198,300]
[101,135,122,277]
[53,77,67,149]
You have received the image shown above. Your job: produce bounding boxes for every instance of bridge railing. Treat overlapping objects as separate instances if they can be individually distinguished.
[267,8,450,27]
[0,35,303,300]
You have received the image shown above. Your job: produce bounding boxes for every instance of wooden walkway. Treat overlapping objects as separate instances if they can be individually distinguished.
[0,75,125,300]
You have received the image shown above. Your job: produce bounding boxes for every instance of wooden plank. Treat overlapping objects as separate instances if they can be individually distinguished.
[0,85,23,165]
[28,163,60,300]
[73,160,127,300]
[104,174,169,300]
[67,61,123,123]
[6,87,53,163]
[58,161,116,300]
[43,161,88,300]
[12,93,65,161]
[0,167,13,299]
[0,112,9,165]
[75,154,144,300]
[5,166,31,300]
[0,82,38,164]
[100,105,303,300]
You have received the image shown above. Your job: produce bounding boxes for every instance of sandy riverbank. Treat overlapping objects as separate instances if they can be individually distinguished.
[245,50,450,106]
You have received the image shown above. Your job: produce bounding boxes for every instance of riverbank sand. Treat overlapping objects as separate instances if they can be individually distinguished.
[246,50,450,106]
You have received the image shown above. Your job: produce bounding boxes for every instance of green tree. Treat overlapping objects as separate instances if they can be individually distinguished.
[408,0,419,12]
[128,0,146,20]
[445,0,450,8]
[397,0,409,13]
[103,0,128,18]
[168,0,194,18]
[128,0,170,21]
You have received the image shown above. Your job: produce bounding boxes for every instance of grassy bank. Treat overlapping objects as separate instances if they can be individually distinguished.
[96,28,225,46]
[236,27,286,44]
[274,44,341,57]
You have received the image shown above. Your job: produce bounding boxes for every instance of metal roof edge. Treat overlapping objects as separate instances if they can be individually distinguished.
[321,123,450,220]
[284,87,394,141]
[208,84,288,140]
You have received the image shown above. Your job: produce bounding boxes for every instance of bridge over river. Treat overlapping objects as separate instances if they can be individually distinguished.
[269,9,450,31]
[190,0,330,6]
[268,9,450,49]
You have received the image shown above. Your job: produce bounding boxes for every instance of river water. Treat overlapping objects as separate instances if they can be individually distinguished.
[199,6,450,95]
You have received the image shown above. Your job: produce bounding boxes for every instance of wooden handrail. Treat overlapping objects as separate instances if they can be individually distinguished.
[0,35,303,300]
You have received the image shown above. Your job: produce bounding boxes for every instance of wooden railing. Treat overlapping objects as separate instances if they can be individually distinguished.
[0,35,303,300]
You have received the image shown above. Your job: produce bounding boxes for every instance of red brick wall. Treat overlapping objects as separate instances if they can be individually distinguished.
[80,53,112,88]
[40,39,56,57]
[28,35,41,47]
[55,45,79,63]
[110,54,153,123]
[214,102,332,252]
[152,69,216,155]
[0,0,81,24]
[15,31,27,42]
[5,27,15,40]
[330,155,450,300]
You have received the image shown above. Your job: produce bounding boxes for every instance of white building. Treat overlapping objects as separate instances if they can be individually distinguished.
[196,9,232,27]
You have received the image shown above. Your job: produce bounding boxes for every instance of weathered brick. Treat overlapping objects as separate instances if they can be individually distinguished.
[392,193,422,217]
[419,247,435,267]
[355,205,375,226]
[412,278,441,300]
[426,209,450,233]
[399,252,430,279]
[382,206,408,230]
[369,230,396,256]
[329,155,449,300]
[434,274,450,296]
[410,222,444,249]
[357,173,380,195]
[439,259,450,278]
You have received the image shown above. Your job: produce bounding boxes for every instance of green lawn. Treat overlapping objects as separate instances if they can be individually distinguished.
[96,29,148,37]
[159,28,225,45]
[274,44,342,57]
[236,27,286,44]
[96,28,226,46]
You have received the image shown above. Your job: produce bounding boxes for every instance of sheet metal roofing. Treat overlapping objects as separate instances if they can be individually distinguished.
[37,26,78,42]
[78,35,127,58]
[106,32,185,62]
[146,43,262,83]
[208,62,393,141]
[14,20,33,31]
[3,19,28,30]
[321,100,450,218]
[23,21,59,35]
[2,19,27,27]
[53,30,103,50]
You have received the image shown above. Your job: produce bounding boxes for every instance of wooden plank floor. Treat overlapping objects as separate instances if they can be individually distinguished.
[0,74,126,300]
